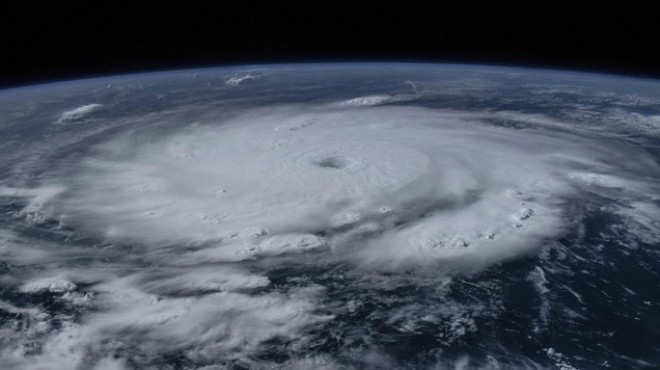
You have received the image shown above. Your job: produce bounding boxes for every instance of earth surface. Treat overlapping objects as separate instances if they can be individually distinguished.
[0,63,659,369]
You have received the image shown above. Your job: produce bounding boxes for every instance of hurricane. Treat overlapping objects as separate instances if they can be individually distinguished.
[1,64,659,369]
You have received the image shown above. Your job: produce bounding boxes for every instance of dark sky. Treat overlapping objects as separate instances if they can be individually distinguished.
[2,3,659,88]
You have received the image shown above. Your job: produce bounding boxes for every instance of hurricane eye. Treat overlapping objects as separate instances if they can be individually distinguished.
[315,156,347,169]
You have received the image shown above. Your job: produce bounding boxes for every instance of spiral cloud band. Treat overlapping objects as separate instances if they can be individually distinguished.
[47,104,656,271]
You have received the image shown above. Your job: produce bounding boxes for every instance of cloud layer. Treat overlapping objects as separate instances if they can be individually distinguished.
[2,98,659,369]
[45,105,658,271]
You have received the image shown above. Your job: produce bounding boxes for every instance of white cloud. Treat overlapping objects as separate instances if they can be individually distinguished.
[338,95,396,106]
[225,74,255,86]
[56,104,104,123]
[19,275,76,293]
[335,94,417,107]
[1,266,330,369]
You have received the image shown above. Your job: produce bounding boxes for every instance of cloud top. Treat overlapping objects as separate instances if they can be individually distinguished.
[56,104,103,123]
[43,105,659,271]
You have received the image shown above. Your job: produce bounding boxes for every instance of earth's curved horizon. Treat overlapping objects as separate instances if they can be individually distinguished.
[0,63,658,369]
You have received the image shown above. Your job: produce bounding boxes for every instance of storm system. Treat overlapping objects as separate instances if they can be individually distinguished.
[1,65,659,369]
